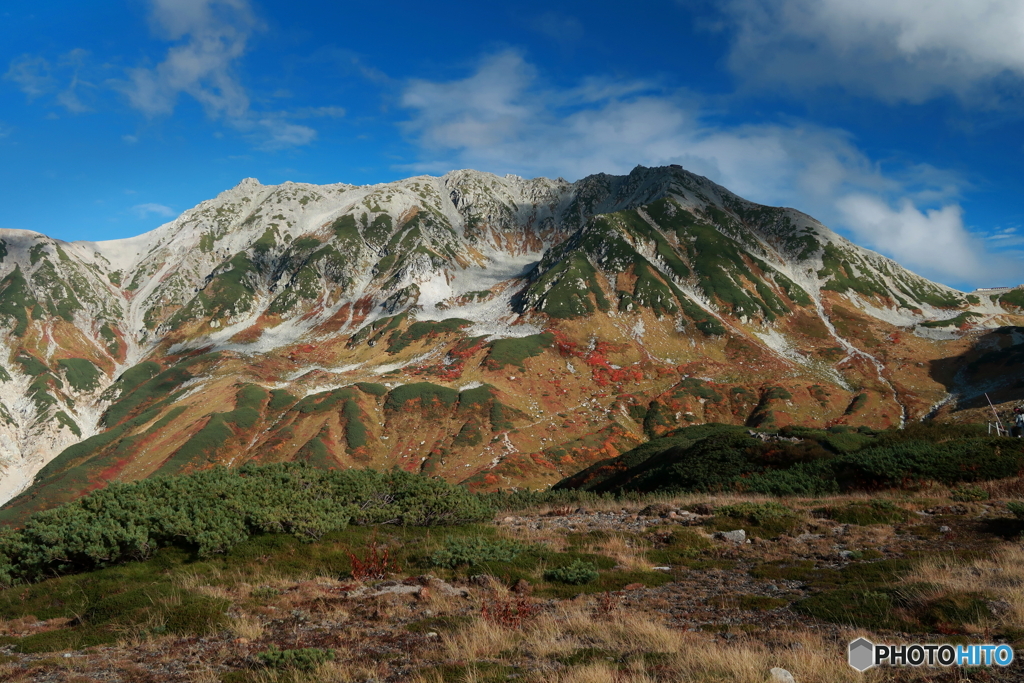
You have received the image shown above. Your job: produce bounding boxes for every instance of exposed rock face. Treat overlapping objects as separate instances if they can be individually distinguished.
[0,165,1021,517]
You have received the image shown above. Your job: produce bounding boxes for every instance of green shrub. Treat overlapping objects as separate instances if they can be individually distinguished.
[257,645,335,671]
[919,591,993,628]
[1001,289,1024,309]
[711,501,800,537]
[554,422,1024,497]
[545,560,599,585]
[951,485,989,502]
[386,318,470,353]
[1007,501,1024,520]
[57,358,102,392]
[165,595,230,635]
[816,500,910,525]
[384,382,459,411]
[714,501,794,525]
[795,588,918,632]
[430,537,528,568]
[485,334,555,370]
[11,626,117,653]
[0,464,493,585]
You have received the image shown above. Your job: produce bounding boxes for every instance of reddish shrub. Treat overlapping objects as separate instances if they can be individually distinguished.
[348,542,400,581]
[481,593,540,629]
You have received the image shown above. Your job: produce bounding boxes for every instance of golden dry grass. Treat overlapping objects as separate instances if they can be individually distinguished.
[904,544,1024,630]
[228,612,266,640]
[421,596,924,683]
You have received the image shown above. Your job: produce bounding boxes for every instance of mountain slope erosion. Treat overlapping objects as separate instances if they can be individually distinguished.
[0,165,1021,519]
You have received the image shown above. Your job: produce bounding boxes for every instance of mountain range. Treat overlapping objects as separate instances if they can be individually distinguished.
[0,165,1022,520]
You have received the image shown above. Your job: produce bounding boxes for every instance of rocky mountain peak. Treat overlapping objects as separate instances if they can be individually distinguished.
[0,164,1021,517]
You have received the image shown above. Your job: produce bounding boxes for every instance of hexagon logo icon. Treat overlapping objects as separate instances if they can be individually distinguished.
[848,637,875,671]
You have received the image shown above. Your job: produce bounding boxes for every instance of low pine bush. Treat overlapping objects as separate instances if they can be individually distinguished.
[1006,502,1024,520]
[951,485,989,502]
[0,463,492,585]
[545,560,599,585]
[711,501,800,536]
[257,645,335,671]
[815,500,909,525]
[429,536,528,568]
[557,422,1024,497]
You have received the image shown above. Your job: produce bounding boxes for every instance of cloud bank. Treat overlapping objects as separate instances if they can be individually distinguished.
[722,0,1024,104]
[116,0,318,149]
[5,0,328,149]
[400,50,1019,288]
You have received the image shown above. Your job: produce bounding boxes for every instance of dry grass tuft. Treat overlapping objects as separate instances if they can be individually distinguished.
[904,544,1024,630]
[427,592,921,683]
[229,612,266,640]
[597,532,650,570]
[982,476,1024,499]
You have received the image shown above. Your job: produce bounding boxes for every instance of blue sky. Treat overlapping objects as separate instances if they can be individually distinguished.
[1,0,1023,290]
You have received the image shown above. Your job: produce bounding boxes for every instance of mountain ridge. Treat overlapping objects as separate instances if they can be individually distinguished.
[0,164,1021,518]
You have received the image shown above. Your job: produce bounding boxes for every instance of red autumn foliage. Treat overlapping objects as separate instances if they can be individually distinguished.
[481,593,541,629]
[348,542,401,582]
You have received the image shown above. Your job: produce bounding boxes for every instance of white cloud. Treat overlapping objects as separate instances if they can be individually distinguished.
[255,118,317,150]
[400,50,1020,287]
[132,203,176,218]
[4,56,54,98]
[119,0,255,118]
[5,49,93,112]
[722,0,1024,104]
[288,106,346,118]
[114,0,315,149]
[836,196,1012,285]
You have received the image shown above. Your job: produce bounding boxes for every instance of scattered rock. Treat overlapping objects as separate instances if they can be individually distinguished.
[770,667,796,682]
[989,599,1012,617]
[715,529,747,543]
[939,525,951,533]
[427,577,470,598]
[639,503,673,517]
[368,584,421,598]
[925,505,968,516]
[346,576,468,599]
[838,550,854,560]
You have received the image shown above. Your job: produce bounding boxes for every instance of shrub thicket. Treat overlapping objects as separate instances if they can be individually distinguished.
[555,422,1024,495]
[0,463,491,585]
[429,536,528,568]
[257,646,335,671]
[545,560,599,585]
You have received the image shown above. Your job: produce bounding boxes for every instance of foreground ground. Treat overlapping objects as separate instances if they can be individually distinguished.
[2,482,1024,682]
